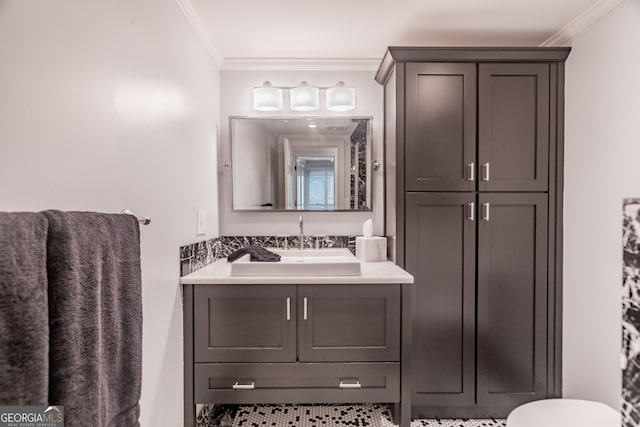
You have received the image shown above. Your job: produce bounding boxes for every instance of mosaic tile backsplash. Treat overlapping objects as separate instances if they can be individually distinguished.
[180,235,356,276]
[623,198,640,427]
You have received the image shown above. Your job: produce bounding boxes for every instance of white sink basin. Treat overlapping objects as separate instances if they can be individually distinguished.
[229,248,361,277]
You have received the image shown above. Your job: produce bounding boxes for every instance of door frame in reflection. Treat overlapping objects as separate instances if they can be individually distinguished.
[283,137,347,210]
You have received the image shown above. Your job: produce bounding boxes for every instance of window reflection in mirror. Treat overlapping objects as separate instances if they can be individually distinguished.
[231,117,371,211]
[297,157,335,210]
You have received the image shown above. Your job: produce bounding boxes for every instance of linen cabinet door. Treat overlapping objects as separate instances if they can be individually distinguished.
[478,64,550,192]
[297,284,400,362]
[194,285,296,363]
[405,63,477,191]
[477,193,548,406]
[405,192,476,408]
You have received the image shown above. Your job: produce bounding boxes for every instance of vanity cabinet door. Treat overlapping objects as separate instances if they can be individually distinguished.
[476,193,548,406]
[297,284,400,362]
[405,192,477,407]
[405,63,477,192]
[478,63,550,192]
[193,285,296,363]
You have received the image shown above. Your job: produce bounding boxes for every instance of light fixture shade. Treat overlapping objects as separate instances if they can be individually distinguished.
[326,82,356,112]
[253,81,283,111]
[290,81,320,111]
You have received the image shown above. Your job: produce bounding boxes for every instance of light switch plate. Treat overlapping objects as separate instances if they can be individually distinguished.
[196,210,207,236]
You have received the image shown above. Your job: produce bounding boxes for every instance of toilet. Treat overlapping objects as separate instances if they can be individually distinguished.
[506,398,619,427]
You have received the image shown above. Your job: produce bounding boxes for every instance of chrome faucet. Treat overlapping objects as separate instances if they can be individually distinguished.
[298,215,304,250]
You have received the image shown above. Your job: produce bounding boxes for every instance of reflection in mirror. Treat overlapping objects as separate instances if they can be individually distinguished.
[231,117,371,211]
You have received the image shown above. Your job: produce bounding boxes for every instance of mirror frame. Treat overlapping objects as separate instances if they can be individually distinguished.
[228,116,374,212]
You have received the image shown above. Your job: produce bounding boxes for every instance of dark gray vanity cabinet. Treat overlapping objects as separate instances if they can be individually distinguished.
[298,285,400,362]
[405,63,477,192]
[184,282,405,426]
[377,47,569,418]
[194,285,296,363]
[404,62,550,193]
[476,193,549,406]
[478,64,550,192]
[405,192,549,412]
[193,284,400,364]
[405,192,476,408]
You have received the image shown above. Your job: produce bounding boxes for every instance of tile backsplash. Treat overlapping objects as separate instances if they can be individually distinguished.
[180,235,356,276]
[623,198,640,427]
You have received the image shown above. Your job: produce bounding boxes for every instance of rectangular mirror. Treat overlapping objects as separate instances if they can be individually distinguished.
[230,117,372,211]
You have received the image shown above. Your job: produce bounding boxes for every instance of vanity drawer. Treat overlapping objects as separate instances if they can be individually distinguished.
[194,362,400,404]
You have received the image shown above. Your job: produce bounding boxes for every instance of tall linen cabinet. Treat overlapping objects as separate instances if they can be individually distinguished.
[376,47,570,418]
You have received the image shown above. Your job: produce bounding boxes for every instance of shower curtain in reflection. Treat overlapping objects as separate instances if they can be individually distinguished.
[623,198,640,426]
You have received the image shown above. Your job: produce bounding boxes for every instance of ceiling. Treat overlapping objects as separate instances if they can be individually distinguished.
[189,0,602,62]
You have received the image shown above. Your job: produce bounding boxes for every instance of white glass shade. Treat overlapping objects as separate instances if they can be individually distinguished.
[326,82,356,112]
[290,82,320,111]
[253,82,283,111]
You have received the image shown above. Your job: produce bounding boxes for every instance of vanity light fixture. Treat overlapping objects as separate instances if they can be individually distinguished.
[253,81,283,112]
[326,81,356,112]
[251,81,357,112]
[290,81,320,112]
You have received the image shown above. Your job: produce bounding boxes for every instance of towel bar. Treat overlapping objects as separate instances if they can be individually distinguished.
[120,209,151,225]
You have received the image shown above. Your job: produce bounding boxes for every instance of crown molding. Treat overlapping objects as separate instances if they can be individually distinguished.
[221,58,381,71]
[175,0,223,66]
[540,0,625,46]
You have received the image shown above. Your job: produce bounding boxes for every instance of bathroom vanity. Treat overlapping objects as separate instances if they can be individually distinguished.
[180,253,413,427]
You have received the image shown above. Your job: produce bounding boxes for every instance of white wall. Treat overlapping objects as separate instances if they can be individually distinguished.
[0,1,220,425]
[219,69,384,236]
[233,122,275,208]
[563,0,640,409]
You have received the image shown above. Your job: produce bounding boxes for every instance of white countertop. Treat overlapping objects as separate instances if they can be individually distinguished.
[180,258,414,285]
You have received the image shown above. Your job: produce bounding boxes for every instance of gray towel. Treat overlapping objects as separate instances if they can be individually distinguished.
[43,211,142,427]
[0,212,49,405]
[227,245,281,263]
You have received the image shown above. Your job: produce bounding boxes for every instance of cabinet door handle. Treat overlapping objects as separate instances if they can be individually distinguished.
[468,202,475,221]
[232,381,255,390]
[286,297,291,321]
[482,203,490,221]
[339,380,361,389]
[482,162,490,181]
[303,297,308,320]
[467,162,475,181]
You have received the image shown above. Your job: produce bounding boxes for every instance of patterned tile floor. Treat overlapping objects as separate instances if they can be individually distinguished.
[411,420,506,427]
[224,404,506,427]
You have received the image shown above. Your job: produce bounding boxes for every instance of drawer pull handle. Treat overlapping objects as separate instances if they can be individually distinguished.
[467,162,474,181]
[339,380,361,389]
[286,297,291,321]
[232,381,255,390]
[303,297,308,320]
